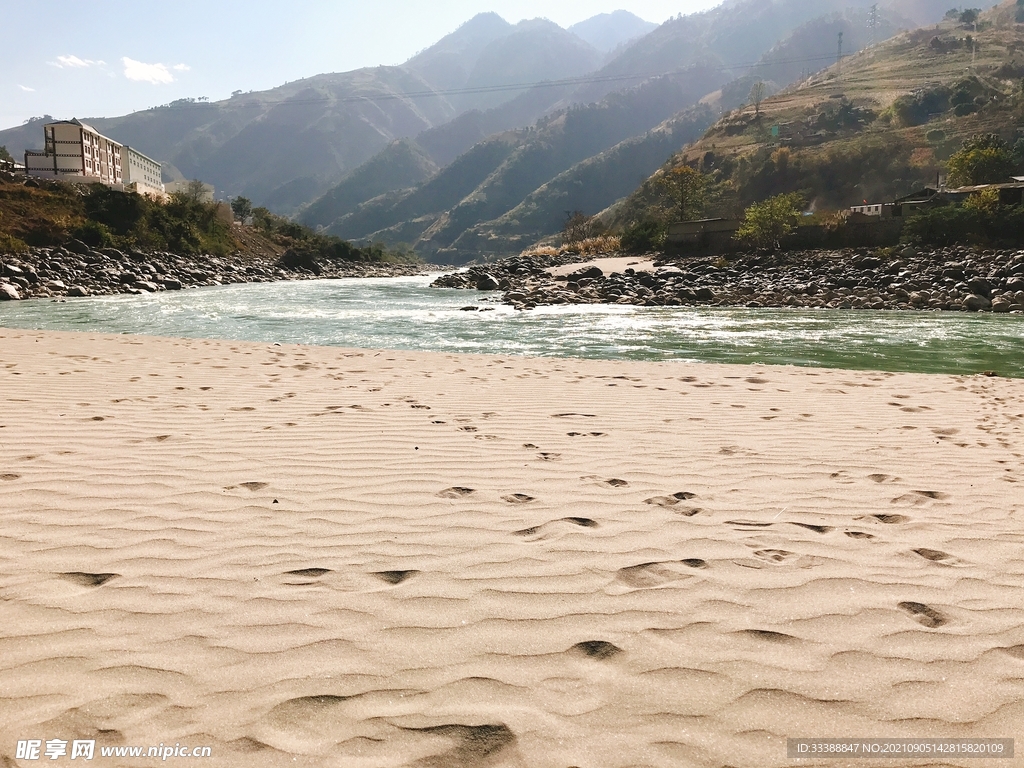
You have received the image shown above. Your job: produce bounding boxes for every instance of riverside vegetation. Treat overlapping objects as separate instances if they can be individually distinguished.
[0,175,435,302]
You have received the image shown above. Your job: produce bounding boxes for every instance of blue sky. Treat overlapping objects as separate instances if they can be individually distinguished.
[1,0,723,131]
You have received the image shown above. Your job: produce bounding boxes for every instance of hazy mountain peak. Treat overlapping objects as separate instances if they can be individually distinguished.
[569,10,658,52]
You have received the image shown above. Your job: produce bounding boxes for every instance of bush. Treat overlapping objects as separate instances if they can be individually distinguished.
[72,220,113,248]
[621,220,666,253]
[946,134,1016,186]
[902,203,1024,245]
[736,192,804,249]
[0,232,29,254]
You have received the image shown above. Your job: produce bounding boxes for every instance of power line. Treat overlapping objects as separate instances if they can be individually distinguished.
[129,52,858,114]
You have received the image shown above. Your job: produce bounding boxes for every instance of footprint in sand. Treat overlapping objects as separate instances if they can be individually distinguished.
[674,507,704,517]
[515,518,598,540]
[570,641,622,660]
[0,473,21,481]
[238,482,268,491]
[867,473,901,484]
[537,452,562,461]
[501,494,535,504]
[753,549,796,565]
[437,487,475,499]
[845,531,876,540]
[59,572,119,587]
[459,426,478,432]
[644,492,697,507]
[282,568,332,585]
[373,570,418,585]
[898,601,948,628]
[615,559,706,588]
[737,629,797,643]
[891,491,950,506]
[603,478,628,487]
[790,522,833,533]
[870,513,910,524]
[912,548,963,566]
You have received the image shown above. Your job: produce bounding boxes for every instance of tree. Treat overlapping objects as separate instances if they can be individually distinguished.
[946,134,1015,186]
[749,80,767,116]
[657,165,709,222]
[0,145,12,163]
[562,211,594,247]
[230,196,253,223]
[178,179,209,203]
[959,8,979,24]
[736,192,804,250]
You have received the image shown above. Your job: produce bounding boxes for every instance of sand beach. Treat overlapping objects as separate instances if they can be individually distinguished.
[1,327,1022,767]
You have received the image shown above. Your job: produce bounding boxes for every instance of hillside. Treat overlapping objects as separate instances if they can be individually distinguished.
[568,11,658,53]
[610,1,1024,230]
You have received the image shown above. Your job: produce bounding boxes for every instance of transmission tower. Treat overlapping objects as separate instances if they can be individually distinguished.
[869,4,878,46]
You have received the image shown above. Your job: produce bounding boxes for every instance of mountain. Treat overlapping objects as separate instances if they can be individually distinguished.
[1,67,456,215]
[610,1,1024,227]
[568,11,658,52]
[566,0,950,104]
[297,139,438,229]
[403,12,514,96]
[450,106,715,256]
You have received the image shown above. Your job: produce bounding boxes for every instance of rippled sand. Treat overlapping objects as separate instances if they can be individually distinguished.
[1,328,1022,767]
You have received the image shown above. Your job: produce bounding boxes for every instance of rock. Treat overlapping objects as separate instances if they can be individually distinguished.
[134,281,159,292]
[567,265,604,281]
[963,294,991,312]
[0,283,21,300]
[900,247,918,258]
[1005,276,1024,292]
[67,285,90,297]
[45,280,66,291]
[162,278,182,290]
[694,287,715,302]
[278,249,322,276]
[476,273,500,291]
[967,276,992,298]
[3,263,24,278]
[64,239,91,255]
[991,298,1012,313]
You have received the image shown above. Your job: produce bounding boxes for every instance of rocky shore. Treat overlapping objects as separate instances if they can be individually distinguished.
[0,242,442,301]
[431,247,1024,313]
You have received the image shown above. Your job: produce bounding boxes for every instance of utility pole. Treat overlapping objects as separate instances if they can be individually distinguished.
[972,20,977,68]
[869,4,878,46]
[837,31,844,78]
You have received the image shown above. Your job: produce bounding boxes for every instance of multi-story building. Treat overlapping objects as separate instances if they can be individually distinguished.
[24,119,166,198]
[120,145,166,198]
[25,119,123,185]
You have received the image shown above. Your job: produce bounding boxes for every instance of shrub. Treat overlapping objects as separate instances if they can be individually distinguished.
[736,192,804,249]
[72,220,113,248]
[902,203,1024,245]
[0,232,29,254]
[946,134,1016,186]
[621,220,666,253]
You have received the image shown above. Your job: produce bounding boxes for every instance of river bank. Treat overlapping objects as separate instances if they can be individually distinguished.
[0,242,445,301]
[432,247,1024,313]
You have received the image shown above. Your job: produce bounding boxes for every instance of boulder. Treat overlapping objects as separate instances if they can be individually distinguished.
[278,249,322,276]
[967,276,992,298]
[64,239,91,255]
[963,294,991,312]
[476,273,500,291]
[567,265,604,281]
[134,281,159,292]
[3,263,24,278]
[162,279,182,291]
[0,283,21,300]
[991,298,1012,313]
[67,285,90,297]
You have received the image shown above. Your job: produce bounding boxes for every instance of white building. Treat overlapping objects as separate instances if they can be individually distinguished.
[121,145,166,198]
[25,119,123,185]
[24,120,165,198]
